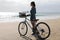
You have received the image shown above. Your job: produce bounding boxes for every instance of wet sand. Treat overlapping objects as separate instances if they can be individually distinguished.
[0,18,60,40]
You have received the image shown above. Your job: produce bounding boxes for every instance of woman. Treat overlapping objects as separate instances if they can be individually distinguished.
[30,1,39,35]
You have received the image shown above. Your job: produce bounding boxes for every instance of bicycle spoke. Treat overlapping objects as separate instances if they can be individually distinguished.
[20,24,26,35]
[18,22,28,36]
[36,22,50,39]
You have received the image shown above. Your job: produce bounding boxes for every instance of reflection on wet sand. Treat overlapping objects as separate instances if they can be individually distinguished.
[20,35,46,40]
[20,36,32,40]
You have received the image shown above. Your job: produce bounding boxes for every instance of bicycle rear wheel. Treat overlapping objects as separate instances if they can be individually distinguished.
[36,22,51,39]
[18,22,28,36]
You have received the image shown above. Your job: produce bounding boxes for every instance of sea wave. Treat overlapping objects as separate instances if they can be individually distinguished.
[0,12,60,22]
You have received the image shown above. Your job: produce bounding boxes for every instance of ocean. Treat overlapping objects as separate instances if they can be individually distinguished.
[0,12,60,22]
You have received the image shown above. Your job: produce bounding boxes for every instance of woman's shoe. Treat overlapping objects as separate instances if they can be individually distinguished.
[32,28,36,35]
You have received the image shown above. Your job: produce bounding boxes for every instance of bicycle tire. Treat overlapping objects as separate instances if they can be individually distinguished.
[36,22,51,39]
[18,22,28,36]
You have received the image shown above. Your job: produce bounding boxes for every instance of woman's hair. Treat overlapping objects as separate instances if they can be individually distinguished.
[31,1,36,7]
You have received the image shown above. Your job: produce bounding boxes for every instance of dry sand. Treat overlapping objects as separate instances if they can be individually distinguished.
[0,18,60,40]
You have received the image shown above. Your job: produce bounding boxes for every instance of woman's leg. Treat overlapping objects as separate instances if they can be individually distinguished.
[31,21,37,35]
[31,21,35,27]
[31,21,39,35]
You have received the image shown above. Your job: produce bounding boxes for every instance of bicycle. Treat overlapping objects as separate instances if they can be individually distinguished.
[18,12,51,39]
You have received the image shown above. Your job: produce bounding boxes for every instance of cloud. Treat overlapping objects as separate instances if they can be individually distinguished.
[0,0,60,12]
[38,4,60,12]
[35,0,60,12]
[0,0,29,12]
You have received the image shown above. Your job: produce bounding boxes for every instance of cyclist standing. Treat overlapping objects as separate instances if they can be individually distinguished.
[30,1,39,35]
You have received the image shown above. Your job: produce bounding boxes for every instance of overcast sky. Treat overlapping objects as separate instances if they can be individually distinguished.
[0,0,60,12]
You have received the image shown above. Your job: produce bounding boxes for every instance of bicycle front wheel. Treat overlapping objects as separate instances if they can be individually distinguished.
[18,22,28,36]
[36,22,51,39]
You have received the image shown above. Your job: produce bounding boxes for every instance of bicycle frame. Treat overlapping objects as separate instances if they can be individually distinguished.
[23,17,33,29]
[18,13,51,39]
[20,14,38,30]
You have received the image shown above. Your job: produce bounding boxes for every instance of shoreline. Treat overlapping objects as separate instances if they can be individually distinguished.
[0,15,60,22]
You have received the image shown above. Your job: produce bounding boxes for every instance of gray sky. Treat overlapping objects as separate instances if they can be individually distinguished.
[0,0,60,12]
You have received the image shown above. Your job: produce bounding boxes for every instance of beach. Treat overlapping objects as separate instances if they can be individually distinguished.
[0,18,60,40]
